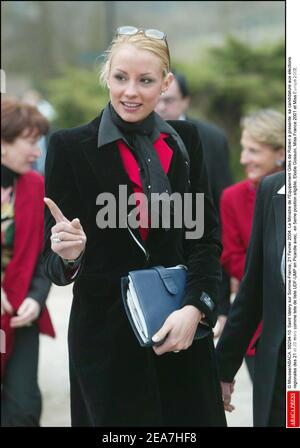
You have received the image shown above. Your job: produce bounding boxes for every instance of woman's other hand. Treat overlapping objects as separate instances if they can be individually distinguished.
[44,197,86,261]
[10,298,41,328]
[230,277,240,304]
[152,305,205,355]
[221,380,236,412]
[213,314,227,339]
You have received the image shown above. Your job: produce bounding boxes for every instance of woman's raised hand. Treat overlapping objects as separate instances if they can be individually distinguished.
[44,197,86,260]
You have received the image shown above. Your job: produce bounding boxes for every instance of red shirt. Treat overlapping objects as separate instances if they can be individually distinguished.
[220,179,261,356]
[118,133,172,241]
[220,179,256,280]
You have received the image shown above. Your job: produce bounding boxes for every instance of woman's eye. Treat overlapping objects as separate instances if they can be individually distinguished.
[114,74,126,81]
[141,78,153,84]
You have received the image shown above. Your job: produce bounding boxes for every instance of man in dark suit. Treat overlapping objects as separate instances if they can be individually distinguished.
[155,70,233,211]
[156,71,233,326]
[216,171,285,426]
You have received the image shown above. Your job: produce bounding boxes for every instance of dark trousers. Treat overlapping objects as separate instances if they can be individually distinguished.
[245,355,255,383]
[268,341,285,427]
[1,324,41,427]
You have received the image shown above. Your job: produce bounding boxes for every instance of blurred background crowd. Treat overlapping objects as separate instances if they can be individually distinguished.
[2,0,285,179]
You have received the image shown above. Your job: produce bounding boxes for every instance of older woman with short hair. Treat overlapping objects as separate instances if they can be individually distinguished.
[219,109,285,381]
[1,97,55,426]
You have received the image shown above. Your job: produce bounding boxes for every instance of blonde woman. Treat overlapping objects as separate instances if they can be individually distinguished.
[43,27,226,426]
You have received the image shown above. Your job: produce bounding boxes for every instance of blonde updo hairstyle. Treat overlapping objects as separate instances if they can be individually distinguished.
[240,109,285,151]
[99,30,170,87]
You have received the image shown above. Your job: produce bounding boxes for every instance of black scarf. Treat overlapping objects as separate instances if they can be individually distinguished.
[1,164,19,188]
[109,103,172,203]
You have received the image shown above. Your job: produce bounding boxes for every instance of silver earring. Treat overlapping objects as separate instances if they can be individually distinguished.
[276,159,284,167]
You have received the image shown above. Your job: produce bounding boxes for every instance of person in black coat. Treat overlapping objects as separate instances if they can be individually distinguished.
[216,171,285,426]
[155,70,233,333]
[43,26,226,427]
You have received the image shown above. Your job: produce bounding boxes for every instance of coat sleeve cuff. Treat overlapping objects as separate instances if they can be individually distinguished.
[182,291,217,327]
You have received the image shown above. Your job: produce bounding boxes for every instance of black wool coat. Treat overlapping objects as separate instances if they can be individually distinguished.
[43,111,226,427]
[187,117,233,212]
[216,171,285,427]
[187,117,233,316]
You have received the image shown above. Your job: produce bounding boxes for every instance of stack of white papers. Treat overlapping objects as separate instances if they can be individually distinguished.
[127,277,148,343]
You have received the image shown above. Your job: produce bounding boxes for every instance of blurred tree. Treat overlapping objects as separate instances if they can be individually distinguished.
[46,67,109,129]
[2,1,107,81]
[36,2,56,77]
[103,1,116,47]
[89,2,106,56]
[174,37,284,180]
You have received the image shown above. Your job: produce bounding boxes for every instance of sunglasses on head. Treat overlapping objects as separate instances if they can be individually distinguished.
[116,26,167,42]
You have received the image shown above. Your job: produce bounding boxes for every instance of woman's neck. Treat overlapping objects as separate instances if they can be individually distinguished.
[249,166,284,189]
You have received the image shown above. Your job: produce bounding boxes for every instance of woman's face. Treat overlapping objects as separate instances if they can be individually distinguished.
[1,129,41,174]
[107,44,173,122]
[240,129,285,185]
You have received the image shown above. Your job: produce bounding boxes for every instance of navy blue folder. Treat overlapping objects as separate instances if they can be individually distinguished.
[121,265,212,347]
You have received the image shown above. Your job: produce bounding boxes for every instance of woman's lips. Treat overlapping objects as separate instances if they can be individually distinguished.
[121,101,142,112]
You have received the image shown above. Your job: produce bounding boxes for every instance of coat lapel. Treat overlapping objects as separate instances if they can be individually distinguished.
[82,135,147,249]
[82,138,130,195]
[78,113,130,196]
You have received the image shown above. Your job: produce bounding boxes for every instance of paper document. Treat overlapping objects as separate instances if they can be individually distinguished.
[127,277,148,342]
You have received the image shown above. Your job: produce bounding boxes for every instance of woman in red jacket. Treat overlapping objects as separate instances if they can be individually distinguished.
[1,98,55,426]
[219,109,285,381]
